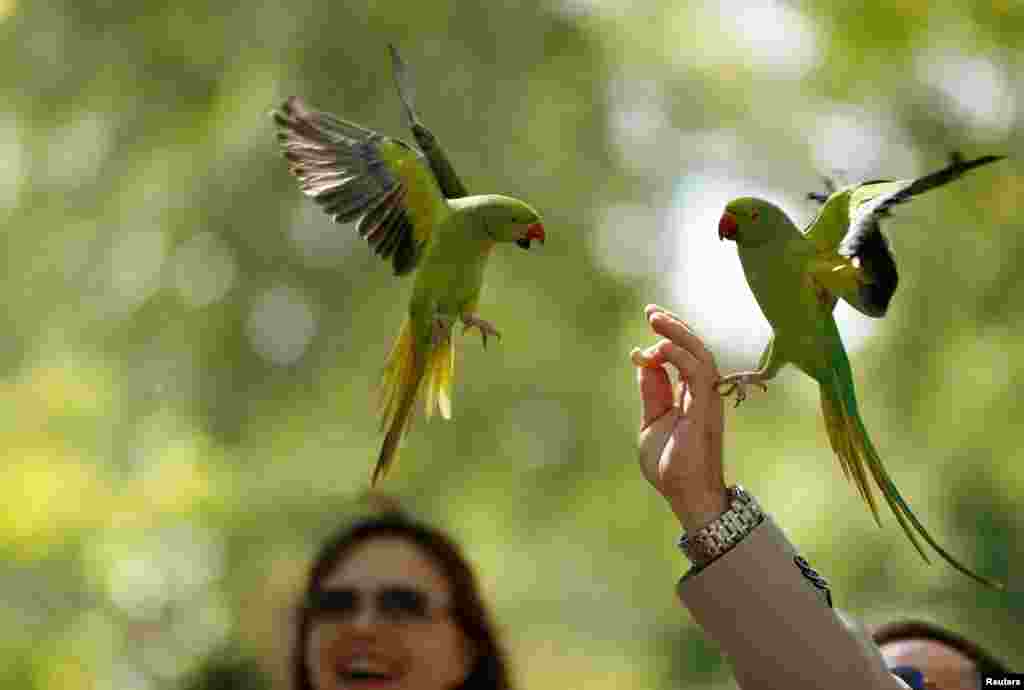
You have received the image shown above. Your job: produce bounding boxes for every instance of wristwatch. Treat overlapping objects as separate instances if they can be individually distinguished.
[678,485,764,569]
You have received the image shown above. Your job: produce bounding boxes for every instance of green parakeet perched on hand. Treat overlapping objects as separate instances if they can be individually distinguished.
[272,61,544,485]
[716,153,1004,588]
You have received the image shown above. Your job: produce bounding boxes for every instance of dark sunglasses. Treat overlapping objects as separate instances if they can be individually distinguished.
[306,587,447,624]
[889,665,926,689]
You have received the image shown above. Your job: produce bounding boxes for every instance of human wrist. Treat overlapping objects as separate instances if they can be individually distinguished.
[677,486,764,569]
[667,483,730,533]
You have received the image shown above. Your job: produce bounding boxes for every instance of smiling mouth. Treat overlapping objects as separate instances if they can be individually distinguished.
[337,656,401,688]
[339,670,396,685]
[338,669,399,688]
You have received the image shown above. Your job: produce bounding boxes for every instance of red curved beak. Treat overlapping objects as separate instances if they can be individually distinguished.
[526,222,545,245]
[718,212,738,241]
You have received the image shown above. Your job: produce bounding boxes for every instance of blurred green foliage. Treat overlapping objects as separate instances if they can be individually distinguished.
[1,0,1021,687]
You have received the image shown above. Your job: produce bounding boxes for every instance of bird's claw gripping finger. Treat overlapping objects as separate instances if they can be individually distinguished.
[432,315,454,347]
[462,315,501,350]
[715,374,768,408]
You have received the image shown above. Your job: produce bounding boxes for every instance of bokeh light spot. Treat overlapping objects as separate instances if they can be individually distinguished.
[169,232,237,308]
[246,285,317,365]
[917,51,1016,135]
[0,113,23,210]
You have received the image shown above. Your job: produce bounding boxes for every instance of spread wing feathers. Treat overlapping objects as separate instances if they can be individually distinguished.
[808,215,899,318]
[273,96,448,276]
[806,200,899,318]
[843,153,1004,256]
[807,153,1003,318]
[389,44,469,199]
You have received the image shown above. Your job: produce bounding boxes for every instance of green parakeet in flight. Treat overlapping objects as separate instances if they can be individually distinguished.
[272,50,544,485]
[716,153,1004,588]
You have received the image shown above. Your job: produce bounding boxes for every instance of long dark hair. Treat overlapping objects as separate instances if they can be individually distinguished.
[291,507,515,690]
[872,619,1014,674]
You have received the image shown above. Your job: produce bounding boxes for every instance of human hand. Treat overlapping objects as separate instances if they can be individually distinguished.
[630,305,729,533]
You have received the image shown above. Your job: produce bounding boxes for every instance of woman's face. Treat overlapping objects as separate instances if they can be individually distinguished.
[305,536,474,690]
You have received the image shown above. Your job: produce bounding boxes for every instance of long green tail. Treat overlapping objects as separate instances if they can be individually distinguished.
[819,357,1004,590]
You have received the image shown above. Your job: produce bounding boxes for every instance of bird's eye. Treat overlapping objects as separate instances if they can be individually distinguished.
[751,210,760,221]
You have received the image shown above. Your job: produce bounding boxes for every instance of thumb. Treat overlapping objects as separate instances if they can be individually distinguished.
[632,346,673,429]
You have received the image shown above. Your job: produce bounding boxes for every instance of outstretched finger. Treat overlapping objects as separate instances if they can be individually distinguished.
[644,304,695,340]
[632,347,674,430]
[648,311,718,374]
[654,338,719,400]
[645,303,684,322]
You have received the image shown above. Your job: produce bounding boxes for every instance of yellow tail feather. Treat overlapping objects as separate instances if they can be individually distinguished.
[378,320,413,430]
[821,391,881,524]
[819,379,1005,590]
[372,317,456,485]
[423,332,454,421]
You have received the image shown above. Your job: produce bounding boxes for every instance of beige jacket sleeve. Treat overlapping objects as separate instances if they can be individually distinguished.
[677,516,909,690]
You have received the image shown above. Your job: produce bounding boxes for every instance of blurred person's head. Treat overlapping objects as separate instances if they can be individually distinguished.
[291,505,513,690]
[873,619,1012,690]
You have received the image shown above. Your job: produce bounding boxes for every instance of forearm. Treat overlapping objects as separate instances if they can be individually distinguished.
[674,503,904,689]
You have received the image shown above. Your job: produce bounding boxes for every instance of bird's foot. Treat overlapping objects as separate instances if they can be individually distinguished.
[715,372,769,408]
[431,314,454,347]
[462,314,501,349]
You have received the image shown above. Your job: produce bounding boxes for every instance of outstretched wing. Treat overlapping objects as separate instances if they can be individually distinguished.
[807,153,1003,317]
[273,96,448,276]
[389,44,468,199]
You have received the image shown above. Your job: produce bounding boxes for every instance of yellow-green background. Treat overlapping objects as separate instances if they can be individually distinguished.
[2,1,1020,687]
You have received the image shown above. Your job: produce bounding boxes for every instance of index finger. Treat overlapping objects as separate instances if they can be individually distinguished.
[647,310,717,372]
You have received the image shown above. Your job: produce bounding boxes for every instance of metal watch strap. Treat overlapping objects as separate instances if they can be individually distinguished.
[678,485,764,568]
